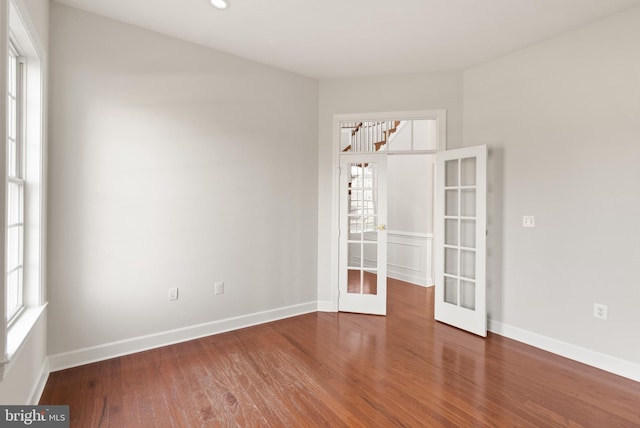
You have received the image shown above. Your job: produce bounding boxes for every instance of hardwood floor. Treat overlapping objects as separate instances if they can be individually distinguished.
[40,279,640,427]
[347,270,377,295]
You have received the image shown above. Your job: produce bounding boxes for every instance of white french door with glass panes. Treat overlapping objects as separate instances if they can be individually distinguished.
[434,145,487,336]
[339,154,388,315]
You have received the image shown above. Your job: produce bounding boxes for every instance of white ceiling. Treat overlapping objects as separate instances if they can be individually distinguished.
[53,0,640,79]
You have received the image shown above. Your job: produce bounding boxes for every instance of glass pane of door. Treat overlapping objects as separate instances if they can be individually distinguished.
[347,162,379,296]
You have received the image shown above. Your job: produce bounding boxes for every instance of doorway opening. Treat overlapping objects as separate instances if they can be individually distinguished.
[332,111,447,316]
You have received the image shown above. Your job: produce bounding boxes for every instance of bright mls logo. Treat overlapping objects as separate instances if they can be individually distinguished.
[0,406,69,427]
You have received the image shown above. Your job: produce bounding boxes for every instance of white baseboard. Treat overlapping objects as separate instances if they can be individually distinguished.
[388,271,433,287]
[489,319,640,382]
[29,358,50,405]
[48,301,317,372]
[46,301,638,386]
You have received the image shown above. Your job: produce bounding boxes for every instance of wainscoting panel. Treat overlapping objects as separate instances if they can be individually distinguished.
[388,231,433,287]
[350,231,433,287]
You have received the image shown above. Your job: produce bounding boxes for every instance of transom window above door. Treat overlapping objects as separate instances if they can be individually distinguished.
[340,119,439,154]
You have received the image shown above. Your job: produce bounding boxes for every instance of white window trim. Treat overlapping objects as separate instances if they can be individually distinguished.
[1,0,47,380]
[6,40,26,326]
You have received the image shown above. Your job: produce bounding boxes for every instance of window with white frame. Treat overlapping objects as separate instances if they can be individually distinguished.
[6,41,25,324]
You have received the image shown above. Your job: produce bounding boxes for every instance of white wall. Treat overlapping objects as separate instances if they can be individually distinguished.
[21,0,48,42]
[387,121,436,151]
[47,5,318,360]
[464,6,640,367]
[317,73,463,305]
[388,154,433,234]
[0,0,49,404]
[0,308,47,404]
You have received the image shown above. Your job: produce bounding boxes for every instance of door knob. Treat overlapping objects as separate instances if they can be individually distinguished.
[376,224,387,231]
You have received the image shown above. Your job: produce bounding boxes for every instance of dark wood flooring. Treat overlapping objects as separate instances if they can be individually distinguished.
[347,269,377,295]
[40,279,640,427]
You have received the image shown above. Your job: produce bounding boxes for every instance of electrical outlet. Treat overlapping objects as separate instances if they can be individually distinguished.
[215,282,224,295]
[169,288,179,301]
[593,303,607,320]
[522,216,536,228]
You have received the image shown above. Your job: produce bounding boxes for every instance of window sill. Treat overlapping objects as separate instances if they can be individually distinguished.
[1,303,47,380]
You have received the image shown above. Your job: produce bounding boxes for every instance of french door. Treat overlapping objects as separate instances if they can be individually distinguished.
[338,154,388,315]
[434,145,487,336]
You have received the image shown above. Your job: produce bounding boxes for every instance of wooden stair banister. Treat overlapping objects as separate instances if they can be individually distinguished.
[342,120,402,153]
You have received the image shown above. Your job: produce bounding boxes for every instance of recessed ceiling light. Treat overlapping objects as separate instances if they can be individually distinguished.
[210,0,230,9]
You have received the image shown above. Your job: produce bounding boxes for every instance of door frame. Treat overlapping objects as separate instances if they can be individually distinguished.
[329,110,447,312]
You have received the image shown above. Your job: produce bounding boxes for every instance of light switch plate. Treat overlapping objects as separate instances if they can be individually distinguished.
[522,216,535,228]
[215,282,224,295]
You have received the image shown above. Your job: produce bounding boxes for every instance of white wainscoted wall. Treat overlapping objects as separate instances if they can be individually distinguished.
[350,150,436,288]
[387,231,433,287]
[351,231,433,287]
[387,153,435,287]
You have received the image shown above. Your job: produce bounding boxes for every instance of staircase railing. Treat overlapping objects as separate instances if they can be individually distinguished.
[342,120,402,153]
